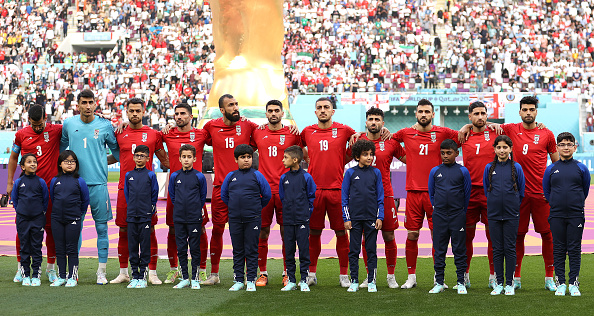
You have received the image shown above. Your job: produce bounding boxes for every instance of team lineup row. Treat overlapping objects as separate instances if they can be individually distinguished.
[8,90,587,295]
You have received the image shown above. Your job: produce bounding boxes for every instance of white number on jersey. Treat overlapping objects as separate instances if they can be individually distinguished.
[268,146,278,157]
[522,144,529,155]
[319,139,329,151]
[419,144,428,155]
[83,137,87,149]
[131,144,136,154]
[372,156,377,166]
[36,145,42,156]
[475,143,480,155]
[225,137,235,149]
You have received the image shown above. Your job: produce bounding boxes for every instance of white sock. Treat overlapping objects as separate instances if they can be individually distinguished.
[260,270,268,276]
[120,268,129,275]
[211,272,219,276]
[489,274,496,279]
[170,267,178,271]
[387,274,395,277]
[98,262,107,273]
[47,263,55,270]
[17,262,22,270]
[545,276,553,281]
[149,270,157,275]
[200,268,206,273]
[408,274,416,279]
[308,272,316,277]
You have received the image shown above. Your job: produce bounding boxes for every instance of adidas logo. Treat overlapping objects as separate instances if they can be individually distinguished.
[145,225,150,229]
[20,183,25,187]
[56,182,61,185]
[372,223,376,227]
[492,171,496,175]
[232,178,237,182]
[300,225,306,229]
[192,229,198,233]
[177,180,181,183]
[218,129,224,132]
[71,221,76,225]
[253,226,259,230]
[40,228,44,232]
[263,135,268,139]
[554,170,559,174]
[578,224,583,228]
[284,180,289,184]
[437,173,442,177]
[129,177,134,181]
[354,176,360,180]
[460,228,465,232]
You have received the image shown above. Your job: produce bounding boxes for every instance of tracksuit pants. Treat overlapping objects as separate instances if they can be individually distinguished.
[51,218,81,280]
[349,220,378,284]
[128,221,151,280]
[229,219,261,283]
[549,217,584,285]
[16,214,46,278]
[284,224,310,283]
[432,210,467,285]
[174,222,203,280]
[489,218,519,286]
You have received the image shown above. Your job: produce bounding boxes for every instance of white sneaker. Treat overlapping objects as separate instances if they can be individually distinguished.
[387,274,399,289]
[359,279,368,288]
[306,273,317,286]
[148,273,162,285]
[96,272,108,285]
[339,275,351,288]
[201,273,220,285]
[110,273,130,284]
[401,274,417,289]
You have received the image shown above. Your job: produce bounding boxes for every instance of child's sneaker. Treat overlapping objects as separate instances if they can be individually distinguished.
[246,281,256,292]
[65,278,78,287]
[505,284,515,295]
[555,284,566,296]
[256,274,268,286]
[569,283,581,297]
[173,279,190,289]
[31,278,41,287]
[428,284,444,293]
[13,270,23,283]
[300,281,310,292]
[367,282,377,293]
[457,283,467,294]
[127,279,139,289]
[136,280,147,288]
[22,277,31,286]
[46,269,58,283]
[229,281,244,291]
[347,283,359,292]
[281,282,297,291]
[50,278,67,287]
[164,268,180,284]
[191,280,201,290]
[545,277,557,291]
[491,284,504,295]
[513,277,521,289]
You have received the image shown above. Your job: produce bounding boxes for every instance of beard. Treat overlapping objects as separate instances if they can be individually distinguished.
[225,111,240,122]
[417,117,431,127]
[268,116,281,124]
[522,116,535,124]
[368,126,381,134]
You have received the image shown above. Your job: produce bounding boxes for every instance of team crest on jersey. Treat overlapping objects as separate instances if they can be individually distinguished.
[279,135,285,145]
[142,133,147,142]
[430,132,436,143]
[484,131,490,141]
[236,125,242,136]
[43,132,49,143]
[94,129,100,139]
[190,132,195,142]
[332,128,338,138]
[379,141,385,151]
[534,134,540,144]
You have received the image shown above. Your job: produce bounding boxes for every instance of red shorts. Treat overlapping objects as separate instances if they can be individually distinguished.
[117,189,158,227]
[261,193,283,227]
[310,189,343,231]
[519,193,551,234]
[404,190,433,231]
[210,185,228,225]
[165,192,210,227]
[466,186,488,226]
[381,196,400,231]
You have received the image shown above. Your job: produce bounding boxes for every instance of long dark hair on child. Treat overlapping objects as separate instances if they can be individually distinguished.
[18,153,37,177]
[488,135,518,192]
[57,150,80,178]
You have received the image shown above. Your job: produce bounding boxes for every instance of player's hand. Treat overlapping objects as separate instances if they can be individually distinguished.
[258,123,266,130]
[380,127,391,141]
[161,123,173,134]
[537,122,547,129]
[115,121,129,134]
[487,123,503,135]
[349,132,362,147]
[6,181,13,197]
[411,122,420,130]
[96,112,109,120]
[288,124,300,135]
[241,115,247,121]
[458,123,471,143]
[344,221,352,230]
[375,219,382,230]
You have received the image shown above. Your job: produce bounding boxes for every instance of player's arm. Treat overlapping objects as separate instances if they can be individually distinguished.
[168,172,177,205]
[393,141,407,164]
[197,173,208,210]
[60,120,69,152]
[106,125,120,161]
[462,167,472,211]
[107,155,118,165]
[428,167,437,206]
[341,169,352,229]
[459,122,503,143]
[150,172,159,214]
[581,163,591,199]
[256,171,272,208]
[542,164,553,202]
[306,173,317,215]
[155,149,170,169]
[79,178,90,217]
[549,151,559,163]
[6,148,19,195]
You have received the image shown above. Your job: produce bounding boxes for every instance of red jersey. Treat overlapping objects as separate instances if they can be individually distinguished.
[12,123,62,183]
[461,129,497,186]
[359,134,405,197]
[501,123,556,194]
[204,118,258,185]
[251,126,302,193]
[392,126,458,191]
[161,128,207,175]
[116,126,164,189]
[301,122,355,189]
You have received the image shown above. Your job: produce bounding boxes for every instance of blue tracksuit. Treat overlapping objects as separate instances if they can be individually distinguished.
[279,167,316,283]
[221,168,271,283]
[124,166,159,280]
[50,174,90,280]
[483,160,525,286]
[428,162,471,285]
[543,158,590,285]
[341,164,384,284]
[168,168,207,280]
[12,173,49,279]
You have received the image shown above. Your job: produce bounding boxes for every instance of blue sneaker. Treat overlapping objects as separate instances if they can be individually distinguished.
[51,278,67,287]
[300,282,310,292]
[555,284,566,296]
[457,283,467,294]
[173,279,190,289]
[31,278,41,287]
[367,282,377,293]
[545,277,557,291]
[46,269,58,283]
[429,284,444,294]
[513,277,521,289]
[488,276,497,289]
[191,280,201,290]
[569,284,581,297]
[127,279,139,289]
[22,277,31,286]
[505,285,515,295]
[14,270,23,283]
[281,282,297,291]
[246,281,256,292]
[229,281,244,291]
[347,283,359,292]
[65,278,78,287]
[136,280,147,288]
[491,284,504,295]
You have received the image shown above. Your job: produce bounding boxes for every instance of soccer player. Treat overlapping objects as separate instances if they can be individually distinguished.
[201,94,259,285]
[7,105,61,283]
[60,89,120,285]
[251,100,302,286]
[110,98,169,285]
[391,99,459,289]
[301,97,355,287]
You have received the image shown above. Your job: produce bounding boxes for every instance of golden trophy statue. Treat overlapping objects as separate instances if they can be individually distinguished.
[207,0,288,108]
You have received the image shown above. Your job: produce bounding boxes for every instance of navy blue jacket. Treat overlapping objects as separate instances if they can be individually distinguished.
[543,158,590,218]
[221,168,271,223]
[428,163,472,214]
[278,168,316,225]
[168,168,207,223]
[483,160,525,220]
[124,166,159,223]
[12,174,49,220]
[50,174,90,222]
[341,165,384,222]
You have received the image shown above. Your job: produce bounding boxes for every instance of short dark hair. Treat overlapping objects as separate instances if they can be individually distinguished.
[179,144,196,157]
[218,94,234,108]
[266,99,283,111]
[351,139,375,160]
[57,150,79,177]
[234,144,254,159]
[174,103,192,114]
[126,97,145,108]
[284,145,303,163]
[77,89,95,102]
[519,96,538,109]
[557,132,575,144]
[134,145,150,156]
[315,97,334,108]
[469,101,486,113]
[28,104,45,121]
[440,139,458,151]
[417,98,434,111]
[366,107,384,119]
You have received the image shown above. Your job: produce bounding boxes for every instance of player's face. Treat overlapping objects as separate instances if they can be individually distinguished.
[179,150,196,170]
[60,155,77,173]
[282,153,297,169]
[519,104,537,124]
[174,108,192,128]
[469,107,487,128]
[315,101,334,123]
[235,153,253,170]
[21,156,37,174]
[78,97,96,118]
[29,118,46,134]
[133,152,149,168]
[266,104,284,125]
[221,98,240,122]
[557,139,576,160]
[126,103,144,125]
[416,105,434,127]
[495,141,512,161]
[440,148,458,164]
[358,150,374,167]
[366,114,384,134]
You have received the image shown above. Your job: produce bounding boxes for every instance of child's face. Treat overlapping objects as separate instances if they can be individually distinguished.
[236,153,253,169]
[179,150,196,169]
[358,150,374,167]
[133,151,149,168]
[61,155,77,173]
[495,141,512,161]
[21,156,37,174]
[440,148,458,164]
[557,139,576,160]
[282,153,298,169]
